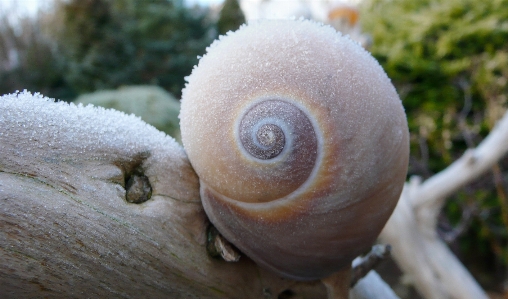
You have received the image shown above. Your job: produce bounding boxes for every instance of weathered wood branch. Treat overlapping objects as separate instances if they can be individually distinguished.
[0,91,395,298]
[380,110,508,299]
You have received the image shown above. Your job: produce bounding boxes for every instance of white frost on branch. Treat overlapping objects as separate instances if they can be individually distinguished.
[0,90,183,160]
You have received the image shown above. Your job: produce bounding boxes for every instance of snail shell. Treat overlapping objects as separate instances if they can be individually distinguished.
[180,19,409,280]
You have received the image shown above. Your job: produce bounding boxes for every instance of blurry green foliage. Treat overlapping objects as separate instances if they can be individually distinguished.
[0,0,217,100]
[360,0,508,289]
[57,0,217,98]
[217,0,245,35]
[361,0,508,167]
[0,11,75,100]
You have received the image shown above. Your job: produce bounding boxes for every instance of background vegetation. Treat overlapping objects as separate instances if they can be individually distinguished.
[0,0,238,100]
[360,0,508,292]
[217,0,245,35]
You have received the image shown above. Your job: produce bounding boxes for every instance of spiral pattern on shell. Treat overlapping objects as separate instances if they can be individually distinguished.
[180,19,409,280]
[235,98,319,202]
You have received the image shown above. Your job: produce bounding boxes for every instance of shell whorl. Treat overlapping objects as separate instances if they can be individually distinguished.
[180,19,409,280]
[239,100,290,161]
[236,98,319,201]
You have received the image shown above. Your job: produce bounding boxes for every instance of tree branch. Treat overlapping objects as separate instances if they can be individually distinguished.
[413,110,508,232]
[1,91,396,298]
[0,91,296,298]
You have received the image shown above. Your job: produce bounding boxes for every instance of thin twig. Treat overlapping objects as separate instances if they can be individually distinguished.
[457,77,475,149]
[438,204,476,244]
[350,244,391,287]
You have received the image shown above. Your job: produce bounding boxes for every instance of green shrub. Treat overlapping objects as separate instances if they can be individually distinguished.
[360,0,508,289]
[57,0,217,98]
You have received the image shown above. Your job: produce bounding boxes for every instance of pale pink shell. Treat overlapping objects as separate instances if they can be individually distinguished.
[180,19,409,280]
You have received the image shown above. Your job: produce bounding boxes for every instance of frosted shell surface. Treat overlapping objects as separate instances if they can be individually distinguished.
[180,19,409,280]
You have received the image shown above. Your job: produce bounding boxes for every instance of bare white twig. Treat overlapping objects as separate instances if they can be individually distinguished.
[380,110,508,299]
[413,111,508,232]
